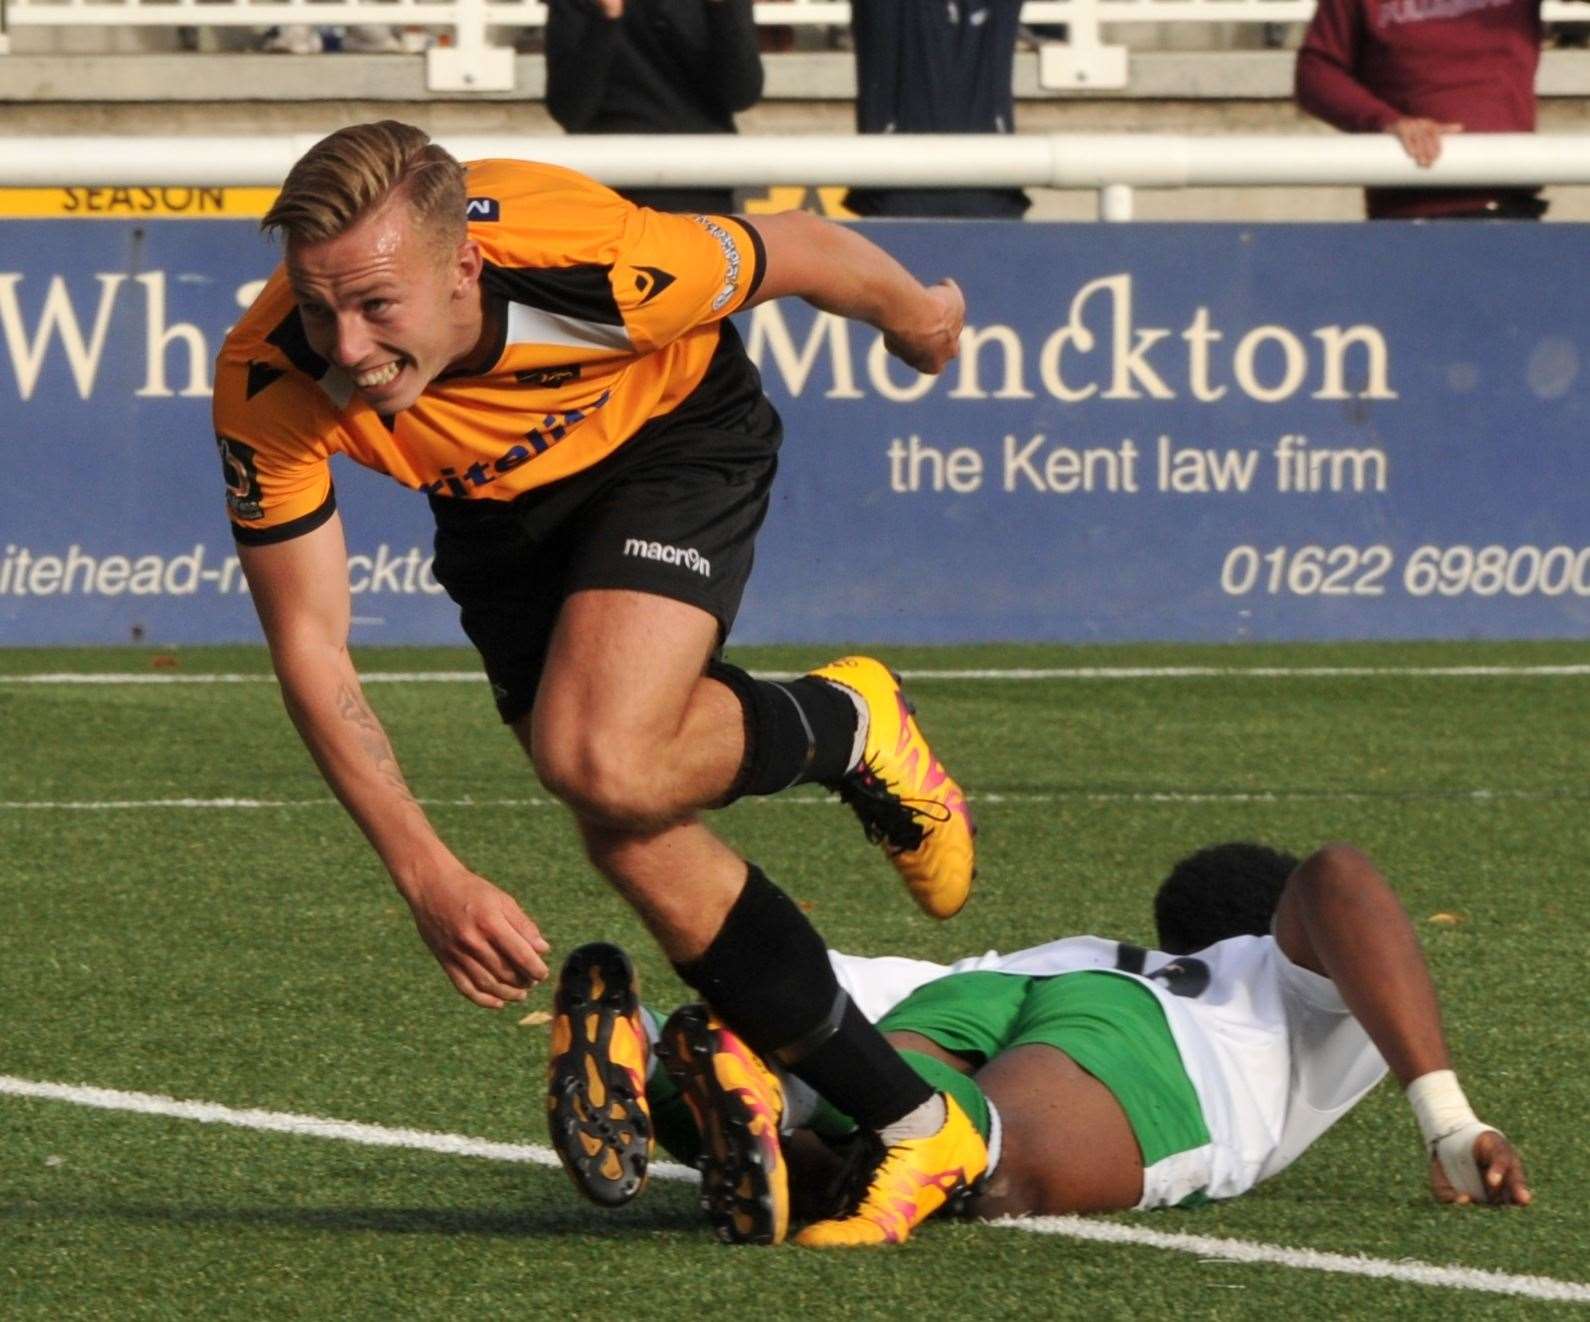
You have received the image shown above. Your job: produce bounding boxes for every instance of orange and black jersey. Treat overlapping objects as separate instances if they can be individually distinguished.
[213,157,766,545]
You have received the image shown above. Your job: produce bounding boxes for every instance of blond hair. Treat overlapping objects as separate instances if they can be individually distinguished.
[262,120,467,250]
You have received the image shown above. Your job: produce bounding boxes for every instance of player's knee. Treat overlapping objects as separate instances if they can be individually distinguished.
[532,730,665,827]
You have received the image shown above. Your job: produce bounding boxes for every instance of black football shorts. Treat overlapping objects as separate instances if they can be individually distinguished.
[428,327,782,724]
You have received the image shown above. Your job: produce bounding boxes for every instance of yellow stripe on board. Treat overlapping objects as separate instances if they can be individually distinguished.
[0,187,279,218]
[2,185,854,220]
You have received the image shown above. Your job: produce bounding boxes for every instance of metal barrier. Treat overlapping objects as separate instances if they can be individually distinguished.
[3,132,1588,219]
[2,0,1582,92]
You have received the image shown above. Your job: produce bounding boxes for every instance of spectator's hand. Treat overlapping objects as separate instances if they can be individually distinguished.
[1389,118,1462,168]
[884,278,966,375]
[405,865,552,1008]
[1429,1129,1532,1207]
[593,0,624,17]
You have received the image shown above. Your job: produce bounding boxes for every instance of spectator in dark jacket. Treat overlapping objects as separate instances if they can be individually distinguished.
[1295,0,1556,219]
[844,0,1031,219]
[545,0,764,214]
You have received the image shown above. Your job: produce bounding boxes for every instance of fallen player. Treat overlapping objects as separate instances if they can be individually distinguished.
[547,841,1529,1245]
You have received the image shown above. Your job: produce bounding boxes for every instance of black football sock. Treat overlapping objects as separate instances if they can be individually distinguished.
[674,863,932,1131]
[708,661,858,802]
[782,996,934,1132]
[645,1073,704,1168]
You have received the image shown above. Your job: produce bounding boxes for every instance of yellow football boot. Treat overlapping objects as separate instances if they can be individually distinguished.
[807,656,976,918]
[657,1004,789,1246]
[793,1093,988,1248]
[546,942,653,1207]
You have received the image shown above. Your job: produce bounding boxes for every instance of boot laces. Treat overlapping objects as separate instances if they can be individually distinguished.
[837,760,952,853]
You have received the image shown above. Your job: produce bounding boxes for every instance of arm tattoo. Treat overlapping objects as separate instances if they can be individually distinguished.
[336,681,419,804]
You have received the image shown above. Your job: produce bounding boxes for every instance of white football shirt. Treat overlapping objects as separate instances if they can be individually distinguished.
[826,933,1388,1208]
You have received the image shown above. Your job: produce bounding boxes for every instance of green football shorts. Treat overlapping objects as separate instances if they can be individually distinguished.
[876,969,1210,1170]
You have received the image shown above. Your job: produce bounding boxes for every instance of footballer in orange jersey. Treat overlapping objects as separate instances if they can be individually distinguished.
[216,157,768,542]
[216,121,982,1245]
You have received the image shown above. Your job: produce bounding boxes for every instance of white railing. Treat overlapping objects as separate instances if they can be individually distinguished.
[2,132,1586,219]
[3,0,1581,92]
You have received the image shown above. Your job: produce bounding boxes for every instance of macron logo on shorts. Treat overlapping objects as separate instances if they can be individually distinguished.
[623,538,711,578]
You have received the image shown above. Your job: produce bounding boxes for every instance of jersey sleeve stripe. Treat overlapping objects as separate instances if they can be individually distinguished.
[722,215,767,304]
[504,300,634,352]
[1114,943,1150,975]
[229,487,338,546]
[265,307,330,378]
[481,261,625,326]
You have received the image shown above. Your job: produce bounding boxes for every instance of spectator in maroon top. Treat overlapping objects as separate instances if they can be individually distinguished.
[1296,0,1558,219]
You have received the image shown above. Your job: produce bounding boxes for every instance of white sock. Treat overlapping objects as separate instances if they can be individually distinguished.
[780,1070,817,1131]
[983,1099,1003,1177]
[879,1093,946,1146]
[840,686,869,772]
[638,1006,663,1079]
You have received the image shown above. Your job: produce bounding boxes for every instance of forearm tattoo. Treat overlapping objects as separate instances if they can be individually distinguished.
[335,680,419,805]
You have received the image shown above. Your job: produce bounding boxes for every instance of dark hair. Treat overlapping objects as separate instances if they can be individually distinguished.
[1153,842,1298,954]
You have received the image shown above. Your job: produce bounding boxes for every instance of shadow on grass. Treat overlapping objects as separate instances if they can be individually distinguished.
[3,1193,707,1240]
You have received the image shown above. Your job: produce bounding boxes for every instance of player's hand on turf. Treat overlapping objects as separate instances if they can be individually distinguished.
[406,867,552,1008]
[884,278,965,375]
[1429,1129,1532,1207]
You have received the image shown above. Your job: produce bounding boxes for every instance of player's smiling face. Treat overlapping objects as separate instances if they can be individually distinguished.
[287,194,485,413]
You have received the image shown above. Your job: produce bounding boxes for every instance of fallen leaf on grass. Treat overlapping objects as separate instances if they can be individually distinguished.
[519,1010,553,1027]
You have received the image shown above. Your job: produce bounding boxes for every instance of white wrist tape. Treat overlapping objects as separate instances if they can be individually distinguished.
[1406,1069,1494,1200]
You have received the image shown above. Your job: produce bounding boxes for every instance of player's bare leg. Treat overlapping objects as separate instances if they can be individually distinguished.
[525,589,744,839]
[529,592,975,918]
[964,1044,1144,1217]
[527,588,964,1214]
[521,588,761,957]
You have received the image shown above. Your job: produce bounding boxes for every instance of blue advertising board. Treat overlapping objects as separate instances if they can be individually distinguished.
[0,220,1585,646]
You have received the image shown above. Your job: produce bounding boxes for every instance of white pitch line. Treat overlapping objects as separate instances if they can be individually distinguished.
[2,665,1588,686]
[3,787,1586,813]
[0,672,464,685]
[0,797,366,812]
[1007,1215,1590,1305]
[0,1073,688,1180]
[3,1074,1583,1305]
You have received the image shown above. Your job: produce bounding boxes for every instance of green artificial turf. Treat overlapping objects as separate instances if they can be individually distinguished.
[2,640,1586,1318]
